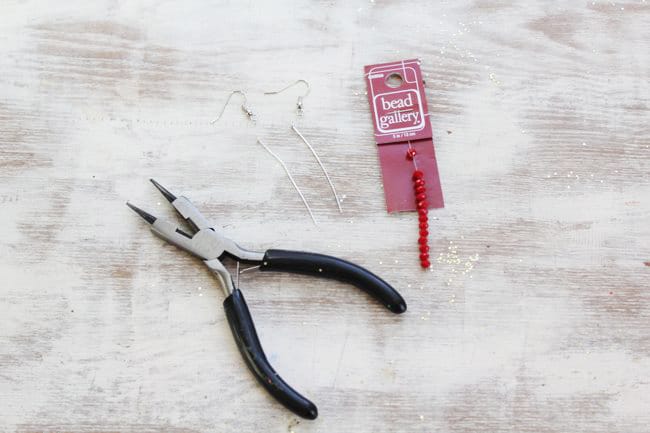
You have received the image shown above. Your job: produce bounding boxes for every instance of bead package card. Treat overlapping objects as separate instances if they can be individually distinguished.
[364,59,444,267]
[364,59,444,213]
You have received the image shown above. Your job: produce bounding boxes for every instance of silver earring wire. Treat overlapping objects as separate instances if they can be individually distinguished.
[257,138,317,225]
[212,90,256,123]
[291,123,343,213]
[264,79,310,116]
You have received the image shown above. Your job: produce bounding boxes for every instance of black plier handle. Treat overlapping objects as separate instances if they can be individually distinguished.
[260,249,406,314]
[223,250,406,419]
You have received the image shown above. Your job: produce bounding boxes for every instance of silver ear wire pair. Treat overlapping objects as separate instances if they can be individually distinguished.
[212,81,342,223]
[212,80,309,122]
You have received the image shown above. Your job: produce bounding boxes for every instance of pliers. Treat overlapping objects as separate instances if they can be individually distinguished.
[127,180,407,419]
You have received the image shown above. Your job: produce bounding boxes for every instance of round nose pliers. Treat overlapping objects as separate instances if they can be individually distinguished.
[127,179,407,419]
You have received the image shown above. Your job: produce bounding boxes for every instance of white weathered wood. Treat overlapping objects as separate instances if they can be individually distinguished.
[1,1,649,432]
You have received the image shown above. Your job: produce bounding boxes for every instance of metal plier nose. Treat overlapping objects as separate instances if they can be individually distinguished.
[127,179,406,420]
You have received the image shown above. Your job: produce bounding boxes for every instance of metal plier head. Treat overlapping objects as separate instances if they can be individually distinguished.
[127,179,264,295]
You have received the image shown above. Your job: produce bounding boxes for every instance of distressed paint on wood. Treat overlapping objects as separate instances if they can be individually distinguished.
[0,1,649,432]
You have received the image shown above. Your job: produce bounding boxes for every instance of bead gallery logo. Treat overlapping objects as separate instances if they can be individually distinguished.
[374,90,423,132]
[365,59,431,143]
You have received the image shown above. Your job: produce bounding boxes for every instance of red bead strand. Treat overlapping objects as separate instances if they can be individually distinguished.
[407,148,430,269]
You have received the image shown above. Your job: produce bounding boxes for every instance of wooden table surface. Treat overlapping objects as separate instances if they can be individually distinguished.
[1,1,649,432]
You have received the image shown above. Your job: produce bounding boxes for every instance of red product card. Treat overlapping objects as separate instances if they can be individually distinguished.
[364,59,444,213]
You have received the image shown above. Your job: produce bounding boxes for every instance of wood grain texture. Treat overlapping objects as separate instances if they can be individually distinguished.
[1,0,649,432]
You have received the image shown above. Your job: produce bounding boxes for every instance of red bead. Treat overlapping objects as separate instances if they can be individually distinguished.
[419,222,428,230]
[418,214,428,223]
[418,236,428,245]
[414,179,425,188]
[417,200,428,209]
[418,208,428,217]
[406,148,417,160]
[420,259,431,268]
[420,229,429,237]
[420,252,430,261]
[419,245,429,253]
[412,170,424,180]
[416,192,427,202]
[415,185,426,194]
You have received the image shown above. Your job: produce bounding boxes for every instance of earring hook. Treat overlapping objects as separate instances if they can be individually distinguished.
[212,90,255,124]
[264,79,311,115]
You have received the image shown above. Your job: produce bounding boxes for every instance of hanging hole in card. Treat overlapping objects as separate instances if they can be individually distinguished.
[385,73,404,88]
